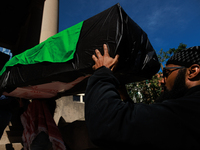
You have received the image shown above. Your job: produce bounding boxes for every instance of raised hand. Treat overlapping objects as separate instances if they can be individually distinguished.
[92,44,119,71]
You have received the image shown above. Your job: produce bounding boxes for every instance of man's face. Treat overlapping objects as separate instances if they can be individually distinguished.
[162,64,183,91]
[157,64,188,102]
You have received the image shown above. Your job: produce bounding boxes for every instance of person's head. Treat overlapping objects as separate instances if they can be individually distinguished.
[158,46,200,101]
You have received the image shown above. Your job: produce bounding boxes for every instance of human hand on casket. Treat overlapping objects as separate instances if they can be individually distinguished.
[92,44,119,71]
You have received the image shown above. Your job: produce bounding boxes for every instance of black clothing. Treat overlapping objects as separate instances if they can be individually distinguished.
[85,66,200,150]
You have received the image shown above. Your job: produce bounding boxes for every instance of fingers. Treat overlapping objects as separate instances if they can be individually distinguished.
[95,49,103,59]
[93,44,109,58]
[114,54,119,62]
[92,65,96,70]
[92,44,119,71]
[111,54,119,71]
[103,44,109,57]
[92,54,98,62]
[92,49,102,70]
[92,49,103,63]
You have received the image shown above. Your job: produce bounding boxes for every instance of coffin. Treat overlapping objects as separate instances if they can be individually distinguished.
[0,3,160,99]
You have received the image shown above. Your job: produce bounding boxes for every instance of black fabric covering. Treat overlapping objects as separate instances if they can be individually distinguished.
[0,52,10,71]
[0,3,160,98]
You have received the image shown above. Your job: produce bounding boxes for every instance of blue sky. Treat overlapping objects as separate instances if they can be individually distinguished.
[59,0,200,54]
[1,0,199,61]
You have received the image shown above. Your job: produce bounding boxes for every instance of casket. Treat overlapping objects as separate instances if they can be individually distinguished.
[0,3,160,99]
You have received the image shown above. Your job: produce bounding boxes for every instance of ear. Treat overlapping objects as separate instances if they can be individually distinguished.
[187,64,200,80]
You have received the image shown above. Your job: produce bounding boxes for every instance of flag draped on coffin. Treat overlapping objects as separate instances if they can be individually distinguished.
[0,3,160,99]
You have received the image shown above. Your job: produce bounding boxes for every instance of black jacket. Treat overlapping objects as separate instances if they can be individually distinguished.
[85,67,200,150]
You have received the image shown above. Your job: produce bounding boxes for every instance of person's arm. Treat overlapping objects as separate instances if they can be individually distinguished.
[92,44,131,102]
[85,44,139,149]
[85,66,134,149]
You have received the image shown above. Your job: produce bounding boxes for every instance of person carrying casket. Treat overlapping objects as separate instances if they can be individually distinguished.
[85,44,200,150]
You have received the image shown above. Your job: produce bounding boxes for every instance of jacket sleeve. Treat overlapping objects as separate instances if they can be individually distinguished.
[85,67,182,149]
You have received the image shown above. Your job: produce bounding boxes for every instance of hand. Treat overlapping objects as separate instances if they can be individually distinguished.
[92,44,119,71]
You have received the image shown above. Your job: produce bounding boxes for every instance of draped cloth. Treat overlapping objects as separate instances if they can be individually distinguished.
[21,100,66,150]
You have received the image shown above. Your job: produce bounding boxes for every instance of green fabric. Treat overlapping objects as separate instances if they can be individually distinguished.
[0,21,84,76]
